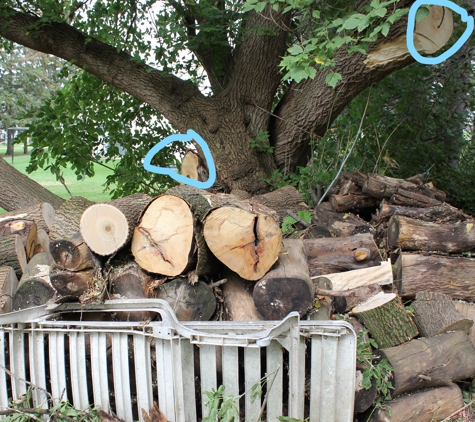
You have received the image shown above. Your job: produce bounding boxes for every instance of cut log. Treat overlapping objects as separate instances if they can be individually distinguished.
[12,277,56,310]
[250,185,307,222]
[368,384,464,422]
[80,193,152,256]
[454,301,475,348]
[388,215,475,252]
[395,253,475,301]
[156,278,216,321]
[352,292,418,348]
[332,283,382,314]
[0,219,37,259]
[0,202,55,233]
[50,233,99,272]
[411,291,473,337]
[354,370,378,414]
[49,196,94,241]
[0,266,18,314]
[35,228,50,255]
[303,233,381,276]
[50,268,96,298]
[0,234,27,277]
[378,330,475,397]
[253,238,312,320]
[19,251,53,284]
[330,193,380,212]
[378,202,467,223]
[180,150,208,182]
[389,189,443,207]
[312,260,393,291]
[222,271,262,321]
[312,202,374,237]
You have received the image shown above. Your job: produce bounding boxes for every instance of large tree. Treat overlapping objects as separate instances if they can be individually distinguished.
[0,0,453,198]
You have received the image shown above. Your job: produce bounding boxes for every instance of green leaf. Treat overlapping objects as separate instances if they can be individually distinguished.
[415,6,430,22]
[288,44,304,55]
[325,72,342,88]
[343,14,365,30]
[381,22,390,36]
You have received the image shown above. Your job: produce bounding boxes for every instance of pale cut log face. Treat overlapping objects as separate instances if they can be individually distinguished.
[203,207,282,280]
[132,195,194,276]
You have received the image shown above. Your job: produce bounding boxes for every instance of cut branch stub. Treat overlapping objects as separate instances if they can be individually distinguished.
[203,206,282,280]
[132,195,194,276]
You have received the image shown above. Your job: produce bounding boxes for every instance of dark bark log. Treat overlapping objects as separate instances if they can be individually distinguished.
[312,202,374,237]
[395,253,475,301]
[0,219,37,259]
[378,331,475,397]
[0,157,65,212]
[0,266,18,314]
[412,291,473,337]
[352,292,418,348]
[378,202,468,223]
[390,189,443,207]
[49,196,94,242]
[303,233,381,277]
[50,268,96,298]
[368,384,464,422]
[80,193,152,256]
[253,239,312,320]
[0,234,27,277]
[222,271,262,321]
[49,233,99,272]
[156,278,216,321]
[330,193,380,212]
[332,283,382,314]
[0,202,55,234]
[388,216,475,253]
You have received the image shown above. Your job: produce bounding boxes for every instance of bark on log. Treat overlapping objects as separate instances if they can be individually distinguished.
[352,292,419,348]
[253,238,312,320]
[0,219,37,259]
[49,196,94,241]
[313,260,393,291]
[312,202,374,237]
[0,266,18,314]
[0,157,65,211]
[368,384,464,422]
[80,193,152,256]
[378,331,475,397]
[222,271,262,321]
[303,233,381,276]
[378,202,467,223]
[395,253,475,301]
[50,233,99,272]
[250,185,307,222]
[50,268,96,299]
[390,189,443,207]
[0,234,27,277]
[412,291,473,337]
[330,193,380,212]
[0,202,55,233]
[156,278,216,321]
[388,215,475,253]
[332,283,382,314]
[12,277,56,310]
[454,301,475,348]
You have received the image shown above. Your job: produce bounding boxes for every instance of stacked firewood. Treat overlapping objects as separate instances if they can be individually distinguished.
[1,171,475,422]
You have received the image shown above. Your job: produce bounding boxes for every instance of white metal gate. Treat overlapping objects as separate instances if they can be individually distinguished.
[0,299,356,421]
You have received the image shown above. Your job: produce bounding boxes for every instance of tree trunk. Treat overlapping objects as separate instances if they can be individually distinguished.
[80,193,152,256]
[303,233,381,276]
[222,271,262,321]
[0,157,65,211]
[0,266,18,313]
[49,233,99,272]
[49,196,94,241]
[0,219,37,259]
[352,292,418,348]
[253,238,312,320]
[0,234,27,277]
[0,202,55,233]
[411,291,473,337]
[395,253,475,301]
[378,331,475,397]
[368,384,464,422]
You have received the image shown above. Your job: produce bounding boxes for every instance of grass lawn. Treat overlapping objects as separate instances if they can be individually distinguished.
[0,143,115,213]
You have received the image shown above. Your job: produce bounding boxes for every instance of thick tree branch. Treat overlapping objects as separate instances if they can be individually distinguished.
[0,6,206,132]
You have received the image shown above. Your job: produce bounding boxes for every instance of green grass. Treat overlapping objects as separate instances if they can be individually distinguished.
[0,143,114,213]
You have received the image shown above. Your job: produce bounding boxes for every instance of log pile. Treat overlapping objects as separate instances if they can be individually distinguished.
[1,172,475,421]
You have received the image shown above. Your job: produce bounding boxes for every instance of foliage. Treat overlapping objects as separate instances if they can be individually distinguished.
[249,130,273,153]
[281,209,313,234]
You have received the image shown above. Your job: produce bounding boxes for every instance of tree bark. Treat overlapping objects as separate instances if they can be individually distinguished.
[411,291,473,337]
[49,196,94,241]
[253,238,313,320]
[330,193,380,212]
[377,202,467,223]
[0,202,55,233]
[222,271,262,321]
[378,331,475,397]
[395,253,475,301]
[0,266,18,314]
[0,234,27,277]
[352,292,419,348]
[388,215,475,252]
[12,277,56,310]
[0,219,37,259]
[368,384,464,422]
[0,157,65,211]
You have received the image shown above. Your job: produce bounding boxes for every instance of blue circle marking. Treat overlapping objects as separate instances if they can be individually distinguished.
[143,129,217,189]
[407,0,474,65]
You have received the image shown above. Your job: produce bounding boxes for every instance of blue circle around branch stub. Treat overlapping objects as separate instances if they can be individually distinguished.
[406,0,474,65]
